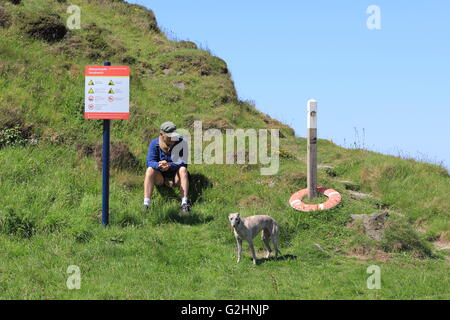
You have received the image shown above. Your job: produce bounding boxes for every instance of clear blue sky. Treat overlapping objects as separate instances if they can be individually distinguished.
[128,0,450,169]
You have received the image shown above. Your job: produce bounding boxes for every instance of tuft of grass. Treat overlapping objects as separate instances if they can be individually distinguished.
[0,125,28,147]
[0,5,11,28]
[70,226,94,243]
[40,214,67,233]
[381,216,434,258]
[155,48,229,77]
[21,11,67,43]
[0,208,35,239]
[114,211,143,228]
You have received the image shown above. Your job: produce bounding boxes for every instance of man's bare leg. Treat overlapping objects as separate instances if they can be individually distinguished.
[175,166,189,198]
[175,167,190,212]
[144,167,164,208]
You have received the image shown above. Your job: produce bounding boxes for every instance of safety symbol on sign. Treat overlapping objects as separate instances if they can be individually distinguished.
[88,80,95,86]
[108,88,115,94]
[108,96,114,103]
[88,104,94,110]
[108,80,115,86]
[88,88,94,94]
[88,96,94,102]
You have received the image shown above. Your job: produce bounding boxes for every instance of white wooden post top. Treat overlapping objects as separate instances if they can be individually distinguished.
[307,99,317,129]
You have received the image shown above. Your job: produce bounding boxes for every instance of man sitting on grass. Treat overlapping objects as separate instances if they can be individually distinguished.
[143,121,190,213]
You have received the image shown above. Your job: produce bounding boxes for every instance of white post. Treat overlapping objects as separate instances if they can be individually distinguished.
[307,99,317,200]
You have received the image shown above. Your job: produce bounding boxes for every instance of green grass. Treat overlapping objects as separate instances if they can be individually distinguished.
[0,142,448,299]
[0,0,449,300]
[301,194,329,205]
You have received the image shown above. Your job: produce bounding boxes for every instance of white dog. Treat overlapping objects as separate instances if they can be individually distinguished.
[228,213,281,265]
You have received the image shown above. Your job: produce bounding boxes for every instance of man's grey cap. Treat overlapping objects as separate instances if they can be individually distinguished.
[160,121,180,137]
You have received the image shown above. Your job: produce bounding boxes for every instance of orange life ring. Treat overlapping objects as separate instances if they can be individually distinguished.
[289,187,341,212]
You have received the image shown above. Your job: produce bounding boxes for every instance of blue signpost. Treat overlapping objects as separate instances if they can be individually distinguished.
[102,61,111,226]
[85,62,130,226]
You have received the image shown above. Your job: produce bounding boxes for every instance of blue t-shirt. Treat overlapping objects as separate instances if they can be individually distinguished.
[146,137,187,174]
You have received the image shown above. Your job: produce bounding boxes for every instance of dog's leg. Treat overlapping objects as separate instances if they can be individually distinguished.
[236,238,242,263]
[248,239,257,265]
[262,229,272,258]
[271,232,280,259]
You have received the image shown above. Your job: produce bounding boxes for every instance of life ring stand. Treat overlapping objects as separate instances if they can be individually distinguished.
[289,187,341,212]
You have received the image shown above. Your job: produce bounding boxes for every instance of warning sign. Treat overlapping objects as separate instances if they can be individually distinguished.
[84,66,130,119]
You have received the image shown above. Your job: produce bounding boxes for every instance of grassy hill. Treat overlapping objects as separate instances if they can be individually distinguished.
[0,0,449,299]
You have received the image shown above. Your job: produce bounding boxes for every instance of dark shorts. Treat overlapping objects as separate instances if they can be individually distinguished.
[161,166,187,186]
[162,170,176,181]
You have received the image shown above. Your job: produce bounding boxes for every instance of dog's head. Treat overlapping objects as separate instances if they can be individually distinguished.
[228,213,241,228]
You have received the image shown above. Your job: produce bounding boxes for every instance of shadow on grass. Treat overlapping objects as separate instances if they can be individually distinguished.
[189,173,213,203]
[155,184,178,201]
[152,208,214,226]
[155,172,212,204]
[256,254,298,265]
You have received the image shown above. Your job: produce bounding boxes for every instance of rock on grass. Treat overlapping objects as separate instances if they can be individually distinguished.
[350,211,388,240]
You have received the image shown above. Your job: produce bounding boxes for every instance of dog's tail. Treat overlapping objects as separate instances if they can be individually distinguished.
[272,220,281,255]
[272,220,280,236]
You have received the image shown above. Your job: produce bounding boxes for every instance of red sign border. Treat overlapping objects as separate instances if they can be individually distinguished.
[84,112,129,120]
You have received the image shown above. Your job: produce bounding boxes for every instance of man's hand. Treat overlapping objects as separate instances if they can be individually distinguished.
[158,160,170,172]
